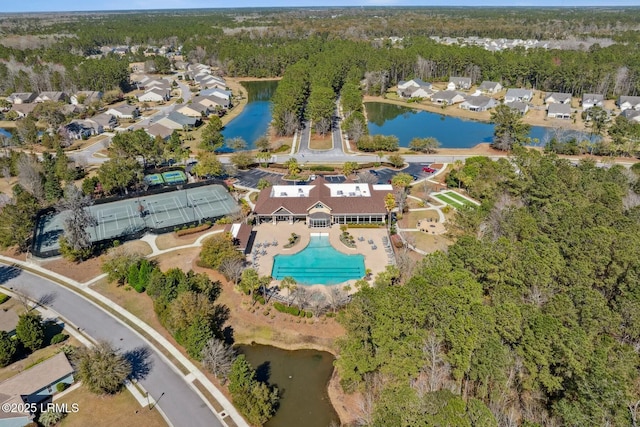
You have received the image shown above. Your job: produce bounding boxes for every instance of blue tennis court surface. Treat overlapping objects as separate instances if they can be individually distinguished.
[33,184,240,257]
[162,170,187,184]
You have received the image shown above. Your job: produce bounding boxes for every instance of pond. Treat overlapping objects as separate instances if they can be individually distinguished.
[237,343,339,427]
[365,102,550,148]
[221,80,278,151]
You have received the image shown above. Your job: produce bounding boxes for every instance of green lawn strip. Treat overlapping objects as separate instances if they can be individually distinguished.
[444,191,478,206]
[434,194,465,209]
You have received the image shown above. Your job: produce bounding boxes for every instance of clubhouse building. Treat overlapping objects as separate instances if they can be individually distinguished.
[253,178,393,227]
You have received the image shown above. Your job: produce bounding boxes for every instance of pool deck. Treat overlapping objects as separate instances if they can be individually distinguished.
[250,222,392,291]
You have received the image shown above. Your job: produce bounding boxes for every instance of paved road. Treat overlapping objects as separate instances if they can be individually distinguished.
[0,266,222,427]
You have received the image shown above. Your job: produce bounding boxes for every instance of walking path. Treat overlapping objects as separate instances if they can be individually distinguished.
[0,253,249,427]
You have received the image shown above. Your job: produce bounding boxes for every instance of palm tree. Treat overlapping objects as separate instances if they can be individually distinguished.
[280,276,298,306]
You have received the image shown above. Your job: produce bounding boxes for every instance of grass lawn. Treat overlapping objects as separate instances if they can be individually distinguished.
[58,385,167,427]
[403,231,452,253]
[434,193,466,209]
[309,134,332,150]
[399,210,440,229]
[443,191,478,206]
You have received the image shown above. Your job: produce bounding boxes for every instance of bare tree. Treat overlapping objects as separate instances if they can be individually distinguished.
[327,286,348,313]
[345,117,365,143]
[356,171,379,185]
[354,372,385,426]
[283,110,299,136]
[201,337,235,383]
[421,333,450,393]
[219,258,245,286]
[56,184,97,254]
[17,154,44,202]
[308,291,327,317]
[294,286,311,310]
[2,166,11,186]
[315,117,331,136]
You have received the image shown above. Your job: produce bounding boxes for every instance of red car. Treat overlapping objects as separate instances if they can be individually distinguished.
[422,167,436,173]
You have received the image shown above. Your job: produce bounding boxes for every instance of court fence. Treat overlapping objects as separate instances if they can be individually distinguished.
[31,178,234,259]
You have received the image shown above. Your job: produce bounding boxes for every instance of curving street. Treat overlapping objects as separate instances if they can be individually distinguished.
[0,265,225,427]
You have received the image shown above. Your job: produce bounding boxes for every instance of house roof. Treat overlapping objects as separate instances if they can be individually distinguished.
[582,93,604,103]
[621,109,640,121]
[7,92,36,103]
[108,105,139,115]
[548,103,572,115]
[36,92,67,102]
[195,95,230,108]
[505,88,533,98]
[200,88,231,99]
[0,352,73,405]
[166,112,197,126]
[479,81,500,90]
[91,113,117,127]
[147,123,174,139]
[224,223,253,252]
[11,103,37,116]
[619,96,640,106]
[179,103,209,115]
[450,76,471,84]
[505,101,528,113]
[545,92,572,103]
[462,95,494,108]
[433,90,465,102]
[253,177,391,216]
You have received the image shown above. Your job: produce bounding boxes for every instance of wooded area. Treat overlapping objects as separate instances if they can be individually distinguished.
[338,151,640,426]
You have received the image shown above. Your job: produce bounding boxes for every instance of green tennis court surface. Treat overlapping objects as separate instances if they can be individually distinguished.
[33,184,240,257]
[162,170,187,184]
[144,173,164,186]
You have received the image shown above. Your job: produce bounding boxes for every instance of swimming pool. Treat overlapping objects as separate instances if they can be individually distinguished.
[272,234,365,285]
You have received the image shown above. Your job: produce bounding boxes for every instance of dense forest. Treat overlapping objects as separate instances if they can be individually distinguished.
[1,8,640,98]
[337,151,640,426]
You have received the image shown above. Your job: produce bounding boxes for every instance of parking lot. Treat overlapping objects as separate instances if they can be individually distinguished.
[360,162,435,184]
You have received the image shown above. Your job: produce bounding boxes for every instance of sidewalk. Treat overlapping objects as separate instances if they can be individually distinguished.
[0,254,249,427]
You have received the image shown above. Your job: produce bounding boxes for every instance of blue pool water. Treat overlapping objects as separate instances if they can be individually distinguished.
[0,128,12,138]
[272,235,365,285]
[366,102,550,148]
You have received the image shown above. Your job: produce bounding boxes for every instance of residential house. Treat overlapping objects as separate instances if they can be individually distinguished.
[193,95,230,110]
[0,352,74,427]
[397,78,431,94]
[504,88,533,103]
[105,105,140,120]
[195,75,227,90]
[582,93,604,110]
[431,90,466,106]
[138,88,170,103]
[618,96,640,111]
[459,95,497,112]
[405,86,434,99]
[449,76,472,90]
[70,91,103,106]
[545,92,572,105]
[621,109,640,123]
[147,123,174,140]
[156,112,198,130]
[224,223,255,255]
[200,88,231,100]
[177,103,211,118]
[91,113,118,131]
[478,81,503,94]
[547,103,572,119]
[7,92,37,104]
[253,177,393,227]
[62,119,103,139]
[504,101,529,115]
[10,103,37,118]
[35,92,68,103]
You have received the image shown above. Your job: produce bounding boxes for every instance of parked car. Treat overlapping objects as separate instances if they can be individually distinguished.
[422,167,436,173]
[369,169,379,175]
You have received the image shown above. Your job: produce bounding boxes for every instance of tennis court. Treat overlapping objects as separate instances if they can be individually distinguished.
[144,173,164,186]
[32,184,240,257]
[162,170,187,184]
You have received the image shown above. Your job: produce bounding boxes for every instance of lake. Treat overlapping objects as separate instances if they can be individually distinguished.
[221,80,278,151]
[365,102,550,148]
[237,343,339,427]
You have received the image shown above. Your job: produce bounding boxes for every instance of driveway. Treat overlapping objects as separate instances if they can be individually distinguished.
[0,266,223,427]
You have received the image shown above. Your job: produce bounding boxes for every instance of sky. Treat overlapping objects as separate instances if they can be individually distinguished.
[2,1,639,13]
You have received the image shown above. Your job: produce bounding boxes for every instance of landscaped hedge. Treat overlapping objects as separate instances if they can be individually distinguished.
[175,223,212,236]
[0,293,9,305]
[274,302,312,317]
[346,223,384,228]
[50,333,69,345]
[309,165,335,172]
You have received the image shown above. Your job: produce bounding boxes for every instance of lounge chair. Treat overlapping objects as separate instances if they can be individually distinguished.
[372,245,377,250]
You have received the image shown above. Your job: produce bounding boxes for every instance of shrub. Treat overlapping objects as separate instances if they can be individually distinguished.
[51,333,69,345]
[56,382,68,392]
[346,223,384,228]
[309,165,335,172]
[256,296,266,305]
[175,223,211,236]
[306,311,313,318]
